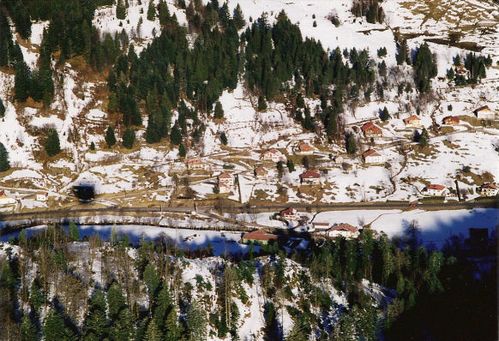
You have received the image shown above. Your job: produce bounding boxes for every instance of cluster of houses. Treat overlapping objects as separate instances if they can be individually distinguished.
[420,182,498,198]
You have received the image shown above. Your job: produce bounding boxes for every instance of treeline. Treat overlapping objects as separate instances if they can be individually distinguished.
[351,0,385,24]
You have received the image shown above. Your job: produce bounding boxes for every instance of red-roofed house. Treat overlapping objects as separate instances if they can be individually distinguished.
[442,116,460,125]
[261,148,286,163]
[295,142,315,155]
[299,169,321,185]
[362,148,385,165]
[280,207,299,221]
[404,115,422,128]
[361,122,382,138]
[241,230,278,245]
[327,223,359,238]
[479,183,498,197]
[186,158,208,171]
[423,184,448,196]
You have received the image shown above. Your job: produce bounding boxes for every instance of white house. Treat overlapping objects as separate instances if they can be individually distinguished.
[326,223,360,239]
[362,149,385,165]
[36,193,48,202]
[186,158,208,171]
[261,148,286,163]
[423,184,448,196]
[479,183,498,197]
[474,106,496,120]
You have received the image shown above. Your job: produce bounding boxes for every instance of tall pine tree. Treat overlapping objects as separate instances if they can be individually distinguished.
[44,129,61,157]
[0,143,9,172]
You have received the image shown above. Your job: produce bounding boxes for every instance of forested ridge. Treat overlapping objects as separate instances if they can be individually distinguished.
[0,223,496,340]
[2,0,490,161]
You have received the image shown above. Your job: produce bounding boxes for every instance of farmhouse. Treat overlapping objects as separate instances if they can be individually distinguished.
[295,141,315,155]
[241,230,278,245]
[0,191,16,207]
[455,64,468,77]
[423,184,448,196]
[442,116,460,125]
[479,183,498,197]
[186,158,208,171]
[473,106,496,120]
[362,149,385,165]
[218,172,234,193]
[261,148,286,163]
[403,115,422,128]
[299,169,321,185]
[311,222,330,231]
[361,122,382,138]
[326,223,359,239]
[280,207,299,221]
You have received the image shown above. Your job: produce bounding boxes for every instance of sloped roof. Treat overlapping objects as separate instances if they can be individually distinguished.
[427,184,446,191]
[280,207,297,216]
[329,223,358,233]
[362,149,381,158]
[242,229,278,241]
[300,169,320,179]
[361,121,382,134]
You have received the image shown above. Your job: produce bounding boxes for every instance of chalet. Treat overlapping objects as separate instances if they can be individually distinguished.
[326,223,359,239]
[186,158,207,171]
[241,229,278,245]
[361,122,382,138]
[362,149,385,165]
[0,191,16,207]
[261,148,286,163]
[442,116,460,125]
[254,166,268,179]
[299,169,321,185]
[280,207,299,221]
[403,115,422,128]
[218,172,234,193]
[479,183,498,197]
[423,184,448,196]
[473,106,496,120]
[295,141,315,155]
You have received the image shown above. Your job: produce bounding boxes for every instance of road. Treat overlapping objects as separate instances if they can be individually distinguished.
[0,198,497,231]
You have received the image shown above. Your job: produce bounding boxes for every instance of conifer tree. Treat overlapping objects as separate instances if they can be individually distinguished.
[0,98,5,117]
[122,128,135,149]
[233,4,246,30]
[83,290,108,340]
[105,126,117,148]
[116,0,127,20]
[419,128,429,147]
[0,142,10,172]
[286,159,295,172]
[45,129,61,157]
[257,96,267,111]
[396,39,411,65]
[145,319,162,341]
[68,222,79,241]
[147,0,156,21]
[185,301,207,341]
[413,43,437,93]
[380,106,390,121]
[170,123,182,145]
[20,315,37,341]
[178,143,186,157]
[15,61,31,102]
[43,309,70,341]
[220,132,228,145]
[108,283,126,320]
[214,101,224,119]
[345,132,357,154]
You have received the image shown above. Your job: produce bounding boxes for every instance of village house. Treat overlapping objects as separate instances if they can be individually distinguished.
[423,184,448,196]
[326,223,359,239]
[295,141,315,155]
[217,172,234,193]
[362,149,385,165]
[261,148,286,163]
[0,191,16,207]
[479,183,498,197]
[186,158,208,171]
[403,114,422,128]
[454,64,469,77]
[473,105,496,120]
[299,169,321,185]
[442,116,460,125]
[254,166,268,179]
[241,229,278,245]
[280,207,299,221]
[361,121,383,138]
